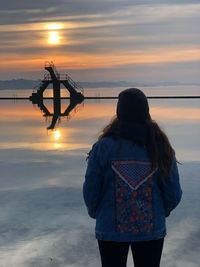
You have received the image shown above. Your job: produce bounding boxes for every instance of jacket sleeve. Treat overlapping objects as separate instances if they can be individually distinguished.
[83,141,107,219]
[158,158,182,217]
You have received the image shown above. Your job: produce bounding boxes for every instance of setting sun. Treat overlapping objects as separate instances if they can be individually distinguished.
[48,31,60,45]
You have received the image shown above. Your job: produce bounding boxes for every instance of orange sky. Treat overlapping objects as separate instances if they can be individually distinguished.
[0,2,200,82]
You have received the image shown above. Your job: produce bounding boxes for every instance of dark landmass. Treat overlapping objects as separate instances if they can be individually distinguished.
[0,79,199,90]
[80,81,199,88]
[0,79,39,90]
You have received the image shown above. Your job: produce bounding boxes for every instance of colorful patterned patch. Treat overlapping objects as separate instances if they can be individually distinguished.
[112,160,156,234]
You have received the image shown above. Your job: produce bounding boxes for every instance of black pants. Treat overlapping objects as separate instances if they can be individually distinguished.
[98,238,164,267]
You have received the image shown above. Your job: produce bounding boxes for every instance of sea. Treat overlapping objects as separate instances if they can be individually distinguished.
[0,85,199,267]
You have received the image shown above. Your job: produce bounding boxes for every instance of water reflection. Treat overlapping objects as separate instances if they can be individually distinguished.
[32,96,84,130]
[0,88,200,267]
[53,130,61,141]
[0,97,199,159]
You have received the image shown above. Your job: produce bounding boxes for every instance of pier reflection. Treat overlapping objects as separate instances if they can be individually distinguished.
[33,96,83,130]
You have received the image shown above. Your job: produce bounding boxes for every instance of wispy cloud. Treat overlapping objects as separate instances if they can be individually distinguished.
[0,1,200,81]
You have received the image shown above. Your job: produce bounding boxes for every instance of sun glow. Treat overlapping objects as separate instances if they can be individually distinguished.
[48,31,60,45]
[53,130,61,141]
[45,23,64,30]
[45,22,63,45]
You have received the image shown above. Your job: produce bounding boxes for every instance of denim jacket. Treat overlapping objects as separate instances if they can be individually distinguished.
[83,137,182,242]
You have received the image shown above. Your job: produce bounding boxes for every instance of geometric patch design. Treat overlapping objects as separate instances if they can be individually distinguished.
[112,160,157,234]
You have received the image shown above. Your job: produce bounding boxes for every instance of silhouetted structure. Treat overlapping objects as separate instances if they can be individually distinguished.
[30,61,84,102]
[29,62,84,129]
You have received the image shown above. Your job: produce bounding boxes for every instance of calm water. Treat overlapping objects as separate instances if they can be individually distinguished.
[0,86,200,267]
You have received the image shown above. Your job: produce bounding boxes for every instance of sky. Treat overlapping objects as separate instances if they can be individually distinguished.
[0,0,200,82]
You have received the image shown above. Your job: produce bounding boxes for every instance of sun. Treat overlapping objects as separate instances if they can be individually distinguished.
[45,23,64,45]
[48,31,60,45]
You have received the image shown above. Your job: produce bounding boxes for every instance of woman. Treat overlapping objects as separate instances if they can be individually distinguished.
[83,88,182,267]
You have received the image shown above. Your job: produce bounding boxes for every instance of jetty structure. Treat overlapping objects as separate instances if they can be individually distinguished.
[29,62,84,129]
[30,61,84,103]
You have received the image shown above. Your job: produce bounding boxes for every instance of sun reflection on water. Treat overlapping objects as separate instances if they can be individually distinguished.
[50,129,62,149]
[53,130,61,141]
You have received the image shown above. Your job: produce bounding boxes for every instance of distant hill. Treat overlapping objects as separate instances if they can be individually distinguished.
[0,79,199,90]
[0,79,147,90]
[0,79,39,90]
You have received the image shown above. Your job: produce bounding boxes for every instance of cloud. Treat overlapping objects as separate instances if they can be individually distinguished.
[1,2,200,28]
[0,1,200,81]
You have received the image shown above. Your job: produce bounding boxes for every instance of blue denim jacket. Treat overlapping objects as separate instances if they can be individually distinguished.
[83,137,182,242]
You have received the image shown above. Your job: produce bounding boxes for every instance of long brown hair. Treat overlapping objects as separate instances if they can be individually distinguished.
[98,115,175,178]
